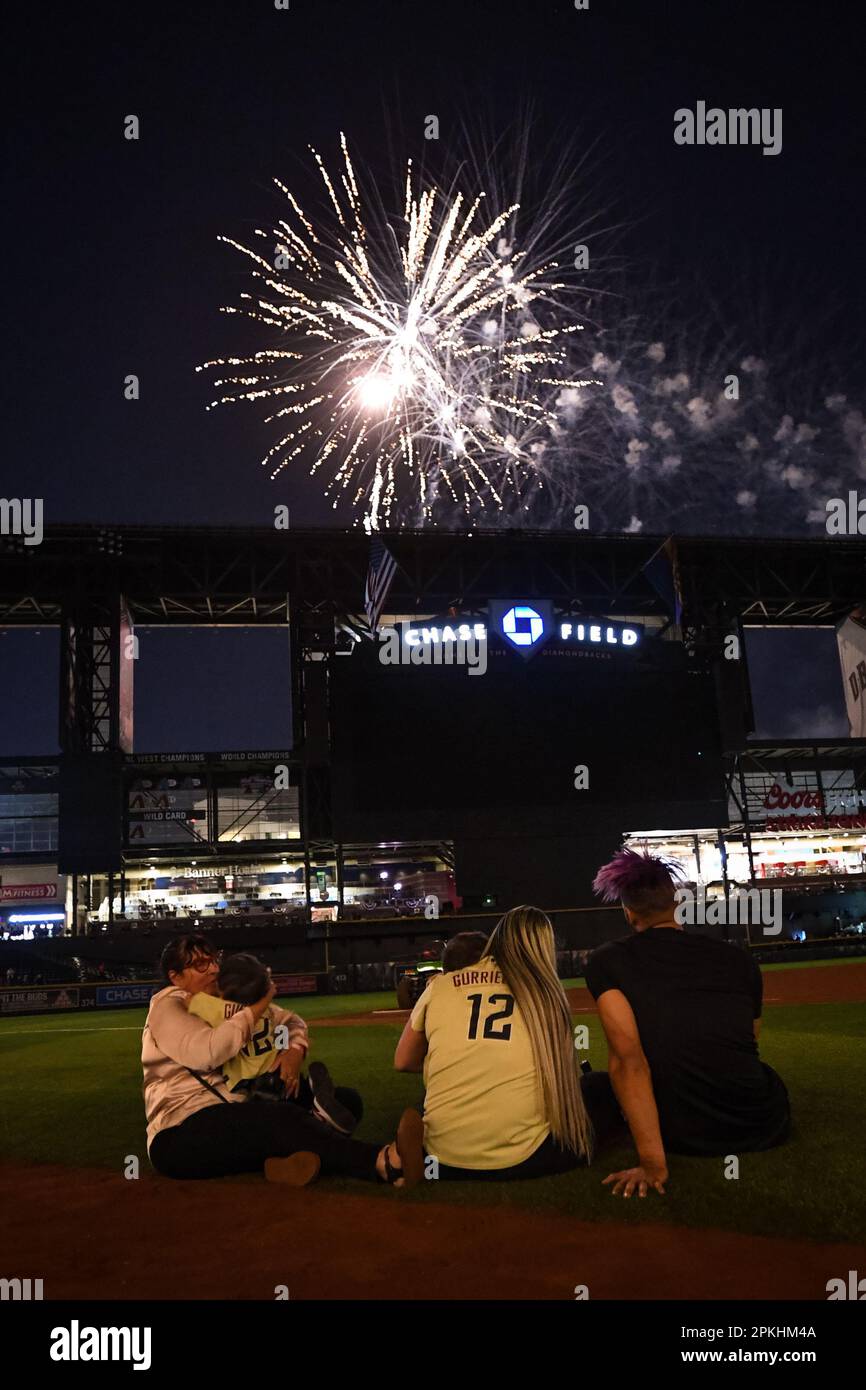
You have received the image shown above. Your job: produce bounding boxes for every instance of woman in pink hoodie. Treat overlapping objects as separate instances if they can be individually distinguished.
[142,934,422,1188]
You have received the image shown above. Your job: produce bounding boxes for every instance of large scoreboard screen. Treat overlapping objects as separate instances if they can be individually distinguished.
[330,611,726,843]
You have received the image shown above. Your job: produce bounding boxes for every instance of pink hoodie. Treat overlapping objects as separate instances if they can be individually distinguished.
[141,986,309,1150]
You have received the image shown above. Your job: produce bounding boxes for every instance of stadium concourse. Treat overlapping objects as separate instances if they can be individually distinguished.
[1,957,864,1301]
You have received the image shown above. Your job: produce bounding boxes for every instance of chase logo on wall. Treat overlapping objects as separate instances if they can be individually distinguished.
[488,600,554,659]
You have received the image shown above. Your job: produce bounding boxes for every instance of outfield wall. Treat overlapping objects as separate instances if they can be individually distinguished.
[2,941,865,1017]
[0,972,329,1018]
[0,980,161,1016]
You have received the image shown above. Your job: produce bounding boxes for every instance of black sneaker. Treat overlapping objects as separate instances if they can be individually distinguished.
[308,1061,360,1136]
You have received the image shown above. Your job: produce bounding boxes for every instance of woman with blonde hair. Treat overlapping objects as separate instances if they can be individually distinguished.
[394,905,624,1179]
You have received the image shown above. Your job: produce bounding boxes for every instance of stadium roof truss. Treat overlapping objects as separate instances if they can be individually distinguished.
[1,527,864,630]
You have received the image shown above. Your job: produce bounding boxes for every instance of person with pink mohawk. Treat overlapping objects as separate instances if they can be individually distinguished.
[586,848,790,1199]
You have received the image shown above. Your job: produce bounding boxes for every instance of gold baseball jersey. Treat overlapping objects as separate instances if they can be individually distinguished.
[188,991,281,1090]
[410,956,549,1169]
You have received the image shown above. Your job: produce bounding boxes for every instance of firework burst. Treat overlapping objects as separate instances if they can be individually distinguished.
[198,134,592,529]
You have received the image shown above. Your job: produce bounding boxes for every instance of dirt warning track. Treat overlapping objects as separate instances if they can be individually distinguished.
[1,1161,863,1301]
[758,962,866,1005]
[308,961,866,1027]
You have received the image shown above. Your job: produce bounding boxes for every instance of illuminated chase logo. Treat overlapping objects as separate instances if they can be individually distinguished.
[489,601,640,659]
[502,605,546,648]
[489,599,554,659]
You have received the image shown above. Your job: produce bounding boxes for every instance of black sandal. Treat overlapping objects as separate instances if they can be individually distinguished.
[381,1144,403,1184]
[379,1109,425,1188]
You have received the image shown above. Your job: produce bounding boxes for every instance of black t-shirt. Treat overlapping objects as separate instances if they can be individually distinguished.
[584,928,790,1155]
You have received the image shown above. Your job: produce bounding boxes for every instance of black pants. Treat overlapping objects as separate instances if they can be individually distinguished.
[436,1070,628,1182]
[150,1099,381,1181]
[238,1072,363,1125]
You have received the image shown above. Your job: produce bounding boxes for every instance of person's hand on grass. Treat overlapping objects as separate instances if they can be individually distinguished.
[602,1160,668,1198]
[270,1044,304,1098]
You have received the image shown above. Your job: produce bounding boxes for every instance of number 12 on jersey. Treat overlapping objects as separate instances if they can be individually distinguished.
[466,992,515,1041]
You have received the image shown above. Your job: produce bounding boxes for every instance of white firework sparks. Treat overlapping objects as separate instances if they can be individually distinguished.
[198,134,592,529]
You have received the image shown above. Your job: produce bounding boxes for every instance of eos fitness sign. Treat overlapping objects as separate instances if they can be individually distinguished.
[0,883,58,901]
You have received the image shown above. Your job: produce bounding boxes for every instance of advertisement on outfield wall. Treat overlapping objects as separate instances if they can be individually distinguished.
[0,988,79,1013]
[95,984,161,1007]
[0,977,325,1016]
[271,974,318,995]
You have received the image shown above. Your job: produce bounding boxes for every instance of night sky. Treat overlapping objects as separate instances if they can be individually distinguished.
[2,0,861,753]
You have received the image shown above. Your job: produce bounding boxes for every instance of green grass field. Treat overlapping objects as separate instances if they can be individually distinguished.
[1,962,865,1245]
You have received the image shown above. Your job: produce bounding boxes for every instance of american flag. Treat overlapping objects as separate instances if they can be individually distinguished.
[364,538,397,634]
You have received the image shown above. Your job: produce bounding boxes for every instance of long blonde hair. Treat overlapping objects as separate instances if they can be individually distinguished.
[486,905,592,1159]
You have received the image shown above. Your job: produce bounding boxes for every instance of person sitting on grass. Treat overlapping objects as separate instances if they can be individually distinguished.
[441,931,489,974]
[588,848,791,1200]
[143,933,423,1188]
[188,951,361,1135]
[393,905,626,1180]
